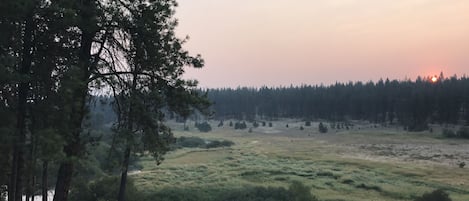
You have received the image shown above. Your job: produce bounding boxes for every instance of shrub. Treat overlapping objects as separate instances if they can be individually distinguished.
[218,120,224,127]
[220,140,235,147]
[305,121,311,126]
[69,176,142,201]
[414,189,452,201]
[175,136,234,149]
[288,181,319,201]
[300,126,304,130]
[442,129,456,138]
[195,122,212,132]
[443,127,469,139]
[234,122,247,130]
[457,161,465,168]
[205,140,234,148]
[205,140,221,148]
[221,182,318,201]
[269,122,273,127]
[253,121,259,128]
[176,136,206,148]
[262,121,266,126]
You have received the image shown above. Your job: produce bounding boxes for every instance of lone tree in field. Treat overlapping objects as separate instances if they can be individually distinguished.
[318,122,328,133]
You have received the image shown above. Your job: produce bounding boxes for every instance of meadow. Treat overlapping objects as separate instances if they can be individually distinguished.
[131,120,469,201]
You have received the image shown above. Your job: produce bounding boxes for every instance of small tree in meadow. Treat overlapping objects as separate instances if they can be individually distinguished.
[319,122,328,133]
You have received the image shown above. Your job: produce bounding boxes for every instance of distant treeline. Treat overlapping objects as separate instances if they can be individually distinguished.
[207,74,469,131]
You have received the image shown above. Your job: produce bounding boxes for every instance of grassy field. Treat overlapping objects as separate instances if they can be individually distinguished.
[131,120,469,201]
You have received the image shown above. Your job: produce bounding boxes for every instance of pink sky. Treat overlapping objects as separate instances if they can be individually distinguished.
[176,0,469,88]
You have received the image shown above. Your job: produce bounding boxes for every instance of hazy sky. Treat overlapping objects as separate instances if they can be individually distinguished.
[175,0,469,88]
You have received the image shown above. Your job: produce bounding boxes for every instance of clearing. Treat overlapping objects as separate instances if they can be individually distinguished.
[132,120,469,201]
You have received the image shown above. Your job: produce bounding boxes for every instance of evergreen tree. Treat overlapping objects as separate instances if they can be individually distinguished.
[319,123,328,133]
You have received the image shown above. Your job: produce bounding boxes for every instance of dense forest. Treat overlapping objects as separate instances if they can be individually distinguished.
[208,74,469,131]
[89,74,469,133]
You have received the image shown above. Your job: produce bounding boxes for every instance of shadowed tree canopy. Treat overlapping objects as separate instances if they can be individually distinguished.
[0,0,209,201]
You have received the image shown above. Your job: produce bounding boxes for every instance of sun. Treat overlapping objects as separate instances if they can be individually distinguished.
[431,76,438,83]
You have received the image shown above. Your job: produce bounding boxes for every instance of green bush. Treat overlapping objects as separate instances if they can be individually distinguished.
[235,122,247,130]
[195,122,212,132]
[442,128,457,138]
[288,181,319,201]
[221,182,318,201]
[414,189,452,201]
[176,136,206,148]
[206,140,234,149]
[443,127,469,139]
[174,136,234,149]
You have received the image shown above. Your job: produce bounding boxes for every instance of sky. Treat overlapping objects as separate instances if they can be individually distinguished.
[175,0,469,88]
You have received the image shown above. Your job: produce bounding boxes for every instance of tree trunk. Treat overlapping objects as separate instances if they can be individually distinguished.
[26,129,37,201]
[42,161,48,201]
[31,175,35,201]
[117,146,131,201]
[52,10,95,200]
[117,70,137,201]
[53,93,87,201]
[8,151,18,201]
[53,161,73,201]
[9,12,34,201]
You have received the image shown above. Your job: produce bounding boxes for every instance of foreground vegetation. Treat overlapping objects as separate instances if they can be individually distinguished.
[128,121,469,201]
[0,0,208,200]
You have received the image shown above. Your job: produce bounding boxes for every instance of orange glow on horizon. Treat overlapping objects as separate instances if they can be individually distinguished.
[431,76,438,83]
